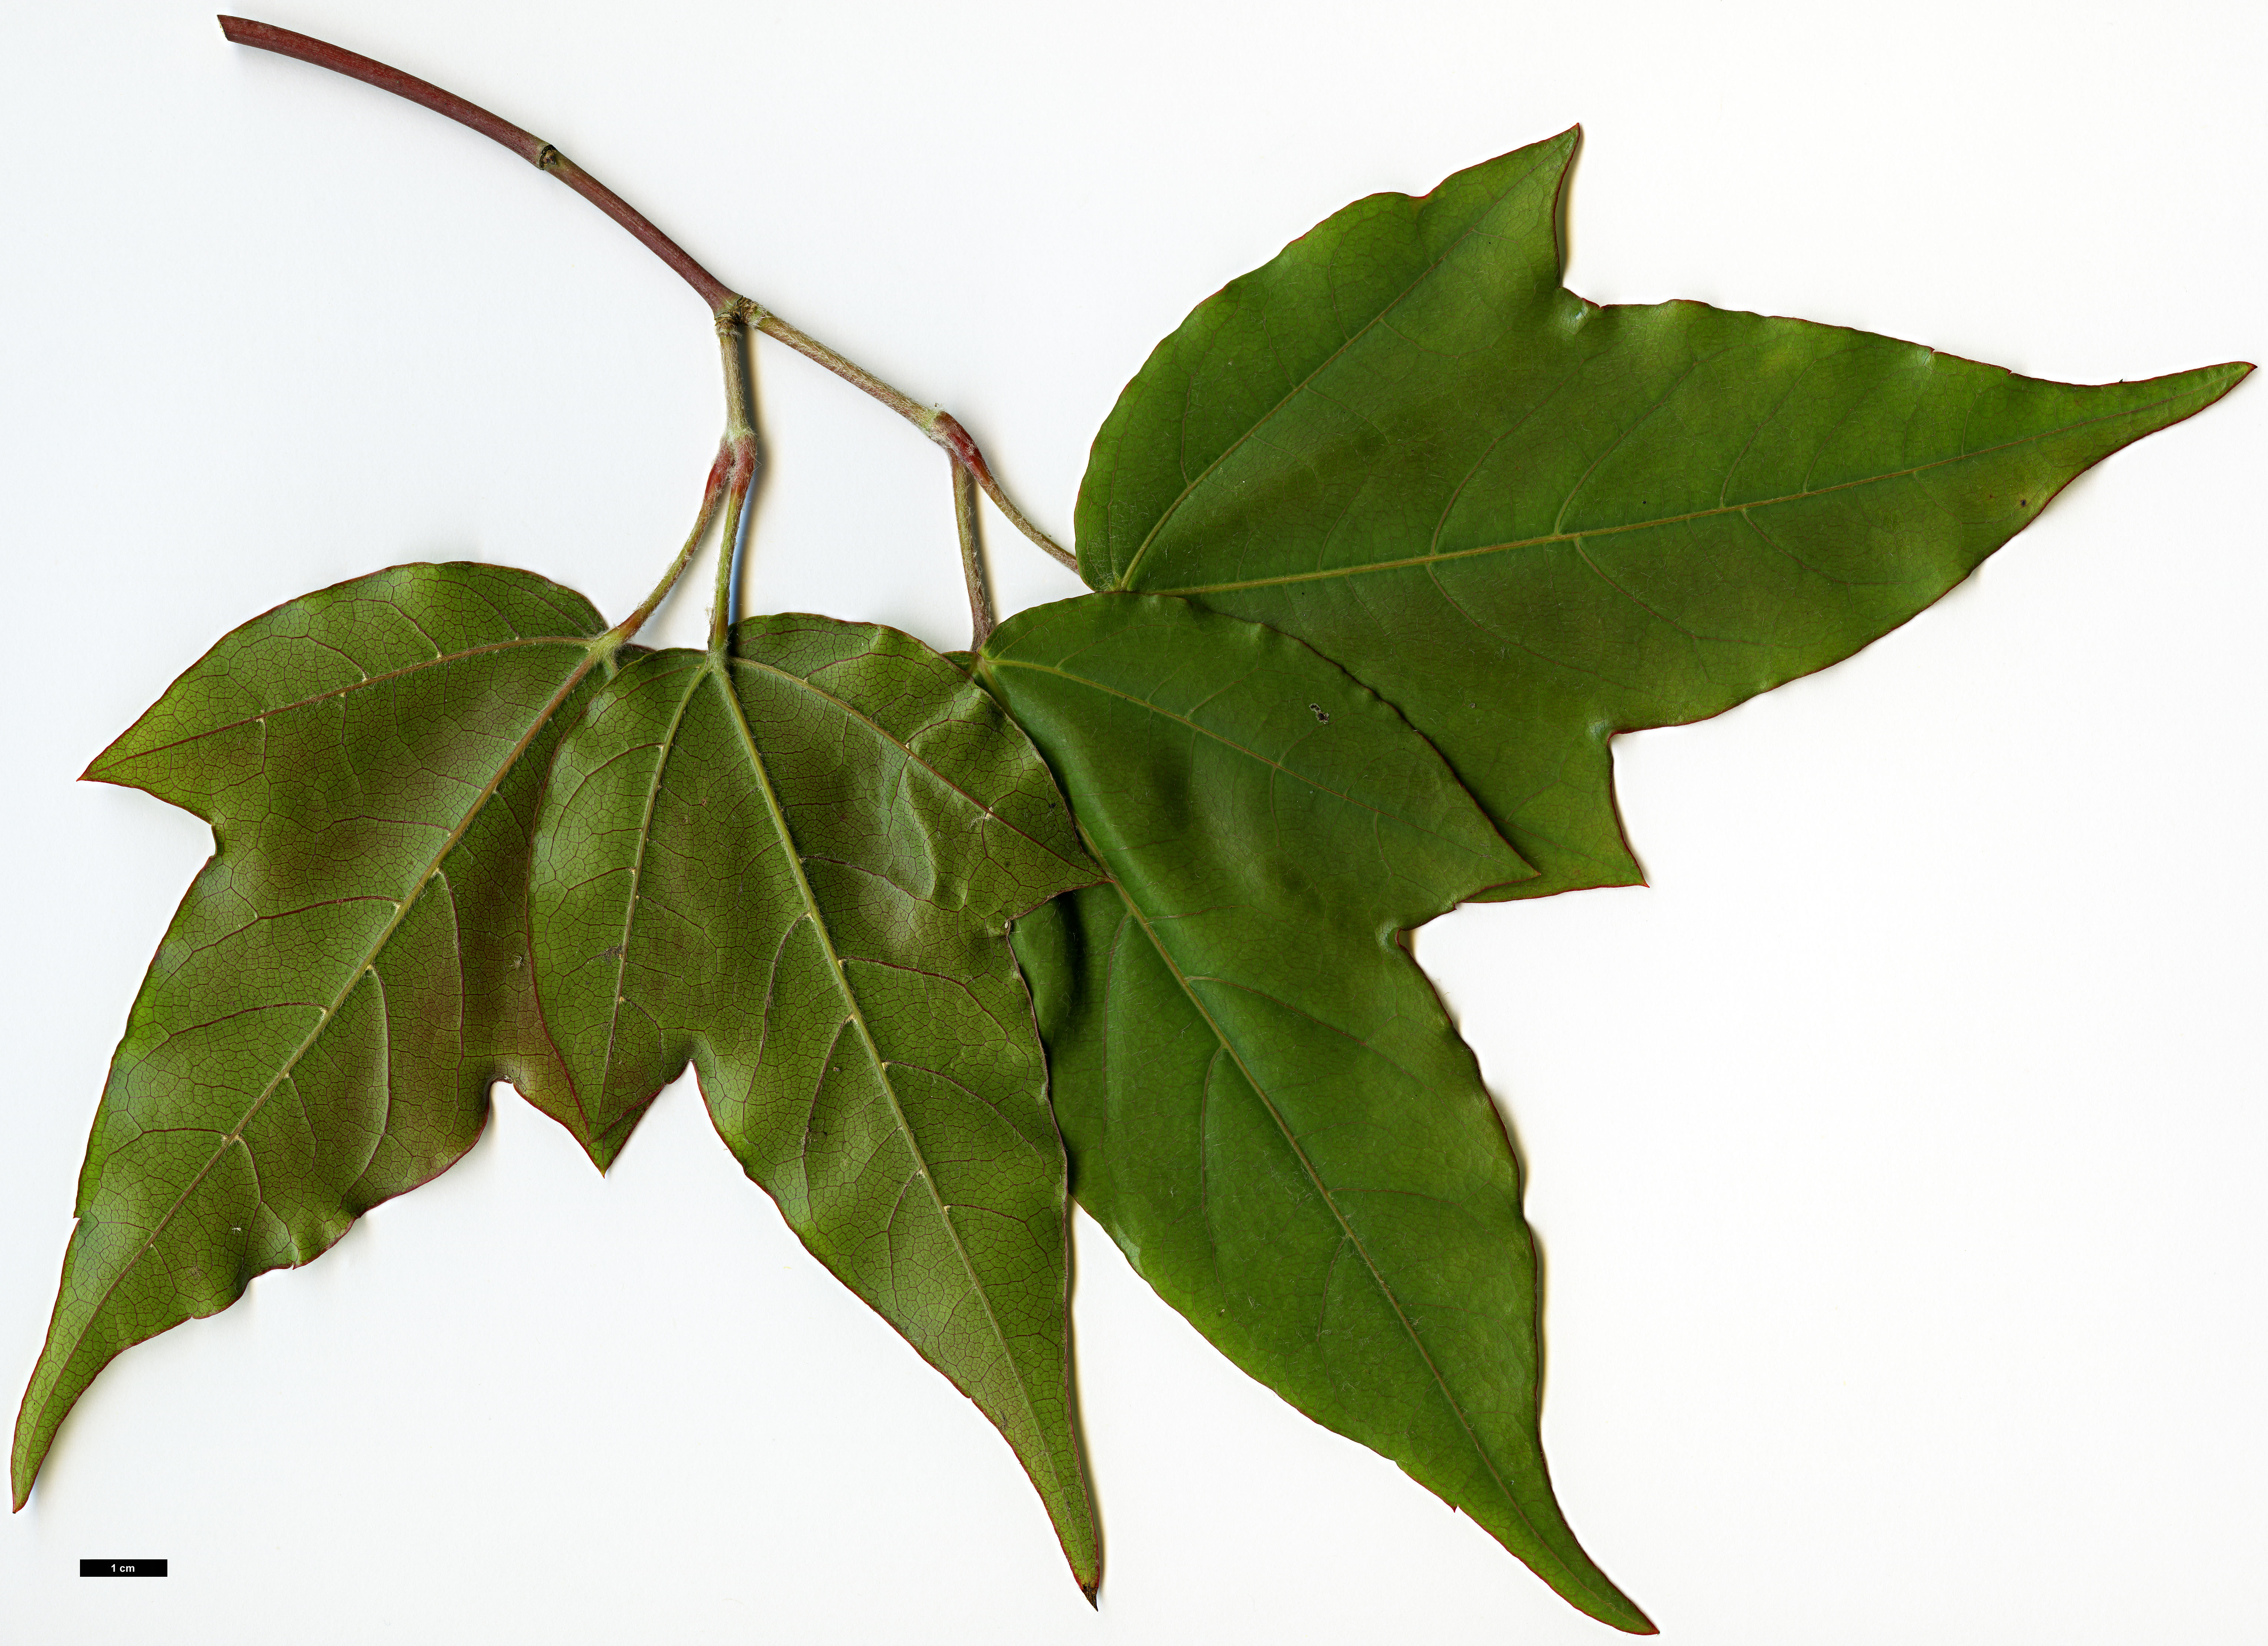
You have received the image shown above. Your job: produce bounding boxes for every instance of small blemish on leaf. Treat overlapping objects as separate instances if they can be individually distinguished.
[1309,704,1330,723]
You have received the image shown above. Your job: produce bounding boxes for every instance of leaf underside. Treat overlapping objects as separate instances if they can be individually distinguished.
[1077,127,2251,900]
[527,615,1103,1589]
[982,595,1651,1633]
[13,564,605,1508]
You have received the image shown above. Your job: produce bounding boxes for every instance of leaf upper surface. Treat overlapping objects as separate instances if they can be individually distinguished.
[1078,128,2251,897]
[980,593,1651,1632]
[526,615,1102,1589]
[13,563,606,1507]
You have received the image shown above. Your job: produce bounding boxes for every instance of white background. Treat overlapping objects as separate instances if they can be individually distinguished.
[2,2,2261,1641]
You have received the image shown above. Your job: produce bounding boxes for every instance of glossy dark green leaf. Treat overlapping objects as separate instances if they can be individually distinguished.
[979,593,1651,1633]
[13,563,607,1507]
[1078,128,2251,898]
[527,615,1102,1590]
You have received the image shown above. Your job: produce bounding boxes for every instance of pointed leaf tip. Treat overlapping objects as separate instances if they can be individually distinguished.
[1079,138,2254,902]
[988,596,1641,1625]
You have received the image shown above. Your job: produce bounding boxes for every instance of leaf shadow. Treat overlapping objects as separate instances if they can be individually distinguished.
[1399,920,1557,1406]
[1553,124,1583,285]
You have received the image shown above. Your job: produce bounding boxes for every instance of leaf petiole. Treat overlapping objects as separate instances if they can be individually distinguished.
[594,312,759,661]
[952,454,994,648]
[603,444,727,653]
[708,309,761,656]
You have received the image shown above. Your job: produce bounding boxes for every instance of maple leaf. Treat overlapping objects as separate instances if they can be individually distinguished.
[11,564,607,1507]
[1001,128,2249,1626]
[527,614,1102,1588]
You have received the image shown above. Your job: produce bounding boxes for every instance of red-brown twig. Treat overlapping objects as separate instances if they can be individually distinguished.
[218,16,1079,575]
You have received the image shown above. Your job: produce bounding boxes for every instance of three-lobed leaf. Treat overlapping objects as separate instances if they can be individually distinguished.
[1027,125,2244,1622]
[12,563,607,1507]
[980,594,1651,1632]
[527,615,1103,1589]
[1077,128,2251,899]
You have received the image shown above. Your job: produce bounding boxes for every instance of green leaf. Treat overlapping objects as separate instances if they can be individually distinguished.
[1077,128,2252,899]
[526,615,1102,1590]
[12,563,607,1508]
[978,593,1652,1633]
